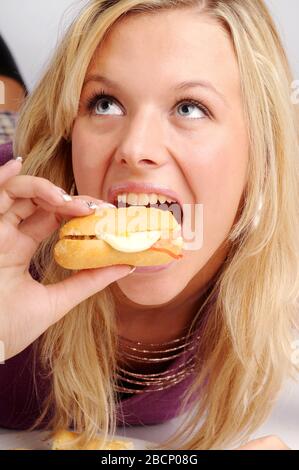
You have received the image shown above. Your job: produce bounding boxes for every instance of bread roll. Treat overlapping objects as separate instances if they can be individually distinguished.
[52,429,134,450]
[54,206,183,270]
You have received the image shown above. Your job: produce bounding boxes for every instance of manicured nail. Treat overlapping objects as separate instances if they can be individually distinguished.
[62,194,73,202]
[6,157,22,166]
[55,186,67,194]
[54,186,73,202]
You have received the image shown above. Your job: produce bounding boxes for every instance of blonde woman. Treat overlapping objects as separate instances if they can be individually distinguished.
[0,0,298,450]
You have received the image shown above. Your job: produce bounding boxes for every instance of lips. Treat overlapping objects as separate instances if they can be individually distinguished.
[107,182,184,225]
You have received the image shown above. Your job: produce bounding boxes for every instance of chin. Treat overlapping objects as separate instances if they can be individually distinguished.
[115,275,185,306]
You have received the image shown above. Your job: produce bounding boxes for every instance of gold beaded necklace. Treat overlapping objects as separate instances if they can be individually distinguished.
[113,272,219,396]
[115,330,200,395]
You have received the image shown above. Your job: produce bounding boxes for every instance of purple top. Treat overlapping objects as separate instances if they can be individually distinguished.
[0,142,203,430]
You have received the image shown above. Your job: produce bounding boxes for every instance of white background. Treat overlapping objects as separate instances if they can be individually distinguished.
[0,0,298,90]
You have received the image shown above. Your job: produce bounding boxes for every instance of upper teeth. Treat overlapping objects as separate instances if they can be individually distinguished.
[116,193,177,206]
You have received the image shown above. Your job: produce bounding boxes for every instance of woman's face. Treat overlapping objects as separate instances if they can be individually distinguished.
[72,8,249,305]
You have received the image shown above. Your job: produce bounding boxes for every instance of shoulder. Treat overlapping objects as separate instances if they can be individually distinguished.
[0,142,14,165]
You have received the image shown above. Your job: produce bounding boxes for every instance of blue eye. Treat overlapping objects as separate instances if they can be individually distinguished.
[89,94,123,116]
[87,92,210,119]
[176,100,208,119]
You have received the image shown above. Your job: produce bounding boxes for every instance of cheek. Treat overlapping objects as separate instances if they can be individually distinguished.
[71,118,110,196]
[197,143,248,214]
[180,128,248,246]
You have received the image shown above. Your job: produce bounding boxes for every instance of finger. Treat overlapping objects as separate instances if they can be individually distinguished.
[36,195,116,213]
[2,197,39,225]
[46,265,135,325]
[0,202,98,272]
[0,158,23,186]
[236,435,291,450]
[3,194,115,227]
[18,198,115,243]
[3,195,94,227]
[18,207,65,244]
[0,174,74,214]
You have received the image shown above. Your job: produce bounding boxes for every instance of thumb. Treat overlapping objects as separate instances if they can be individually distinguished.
[46,265,135,324]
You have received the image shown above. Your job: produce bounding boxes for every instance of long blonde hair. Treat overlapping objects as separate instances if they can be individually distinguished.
[14,0,299,450]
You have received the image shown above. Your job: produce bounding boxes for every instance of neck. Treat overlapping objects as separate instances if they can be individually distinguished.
[111,241,229,345]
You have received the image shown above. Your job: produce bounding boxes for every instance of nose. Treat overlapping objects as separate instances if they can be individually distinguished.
[114,109,168,170]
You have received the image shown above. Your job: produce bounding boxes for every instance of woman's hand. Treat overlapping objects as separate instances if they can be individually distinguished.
[234,435,291,450]
[0,158,133,360]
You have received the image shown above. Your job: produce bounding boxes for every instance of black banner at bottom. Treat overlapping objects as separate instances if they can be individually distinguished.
[0,449,297,466]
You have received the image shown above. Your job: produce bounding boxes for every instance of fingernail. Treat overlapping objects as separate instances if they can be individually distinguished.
[62,194,73,202]
[55,186,73,202]
[6,157,22,166]
[55,186,67,194]
[129,266,136,274]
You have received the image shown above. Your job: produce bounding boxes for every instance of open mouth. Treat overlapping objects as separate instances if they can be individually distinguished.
[113,193,183,225]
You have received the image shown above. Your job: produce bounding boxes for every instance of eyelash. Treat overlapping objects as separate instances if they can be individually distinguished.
[86,89,211,118]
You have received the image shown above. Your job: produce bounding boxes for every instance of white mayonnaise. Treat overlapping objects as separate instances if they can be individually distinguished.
[97,231,162,252]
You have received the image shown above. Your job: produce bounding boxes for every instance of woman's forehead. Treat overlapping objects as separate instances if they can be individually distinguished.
[93,10,233,66]
[87,10,240,102]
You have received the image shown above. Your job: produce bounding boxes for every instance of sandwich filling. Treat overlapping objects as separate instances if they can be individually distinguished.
[60,206,183,256]
[63,232,183,254]
[96,230,162,252]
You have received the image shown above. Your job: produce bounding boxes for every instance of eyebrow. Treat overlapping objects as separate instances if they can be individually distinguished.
[83,74,228,106]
